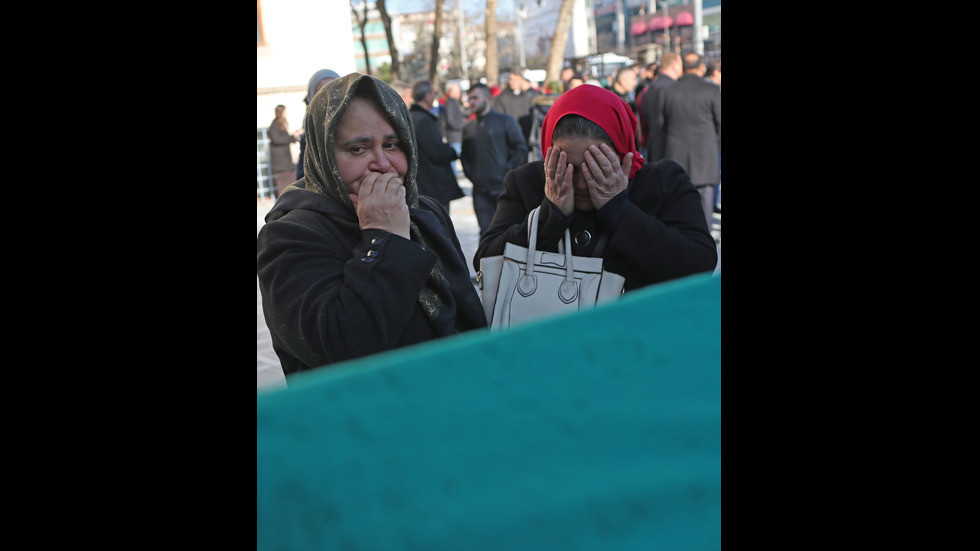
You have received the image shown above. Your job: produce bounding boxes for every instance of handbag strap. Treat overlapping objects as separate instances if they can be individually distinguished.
[524,207,575,285]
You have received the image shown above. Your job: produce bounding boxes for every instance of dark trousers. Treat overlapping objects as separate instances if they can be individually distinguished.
[472,186,502,236]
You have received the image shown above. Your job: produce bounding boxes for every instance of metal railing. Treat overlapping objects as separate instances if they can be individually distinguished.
[257,128,275,200]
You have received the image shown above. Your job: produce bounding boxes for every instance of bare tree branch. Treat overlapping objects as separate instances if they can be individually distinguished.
[352,0,372,75]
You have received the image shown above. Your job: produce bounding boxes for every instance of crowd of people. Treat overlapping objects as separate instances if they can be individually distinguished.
[258,57,720,375]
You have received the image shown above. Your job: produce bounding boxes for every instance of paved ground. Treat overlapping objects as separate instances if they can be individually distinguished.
[258,176,720,391]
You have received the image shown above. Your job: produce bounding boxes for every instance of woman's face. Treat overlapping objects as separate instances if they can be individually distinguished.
[332,97,409,198]
[552,136,615,212]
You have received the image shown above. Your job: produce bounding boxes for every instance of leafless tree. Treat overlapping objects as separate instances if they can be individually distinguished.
[545,0,576,85]
[376,0,399,79]
[429,0,445,90]
[352,0,372,75]
[485,0,499,86]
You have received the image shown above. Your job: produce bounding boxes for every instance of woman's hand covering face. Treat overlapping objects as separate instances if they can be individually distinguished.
[333,97,411,239]
[352,171,410,239]
[581,143,631,210]
[547,140,631,213]
[544,145,576,216]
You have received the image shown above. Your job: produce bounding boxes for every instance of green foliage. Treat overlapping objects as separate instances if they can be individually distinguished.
[375,62,392,82]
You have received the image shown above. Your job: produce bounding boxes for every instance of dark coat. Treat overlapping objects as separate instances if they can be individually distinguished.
[410,104,463,207]
[640,75,676,162]
[657,74,721,185]
[257,188,487,374]
[440,97,467,144]
[460,110,529,193]
[267,123,298,173]
[474,159,717,290]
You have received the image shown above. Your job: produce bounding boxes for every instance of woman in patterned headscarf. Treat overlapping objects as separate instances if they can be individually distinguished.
[474,83,717,292]
[258,73,487,374]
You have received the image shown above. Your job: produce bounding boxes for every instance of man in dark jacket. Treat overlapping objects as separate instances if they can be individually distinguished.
[657,52,721,230]
[461,83,529,236]
[409,80,463,212]
[641,52,682,163]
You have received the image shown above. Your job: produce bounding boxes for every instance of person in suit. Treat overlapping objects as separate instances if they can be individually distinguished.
[409,80,463,212]
[657,52,721,230]
[641,52,682,163]
[257,73,487,374]
[474,84,717,291]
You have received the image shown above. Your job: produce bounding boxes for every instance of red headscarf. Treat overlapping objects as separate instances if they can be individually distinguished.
[541,84,645,179]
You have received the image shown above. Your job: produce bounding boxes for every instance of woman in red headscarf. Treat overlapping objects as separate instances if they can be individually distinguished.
[474,84,717,291]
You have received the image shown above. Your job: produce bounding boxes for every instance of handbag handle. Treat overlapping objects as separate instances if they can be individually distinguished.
[522,206,578,301]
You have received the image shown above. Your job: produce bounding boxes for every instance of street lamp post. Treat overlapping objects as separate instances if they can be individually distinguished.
[693,0,703,55]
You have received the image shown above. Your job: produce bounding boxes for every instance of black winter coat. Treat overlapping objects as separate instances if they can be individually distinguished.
[257,188,487,374]
[409,104,463,207]
[475,159,717,290]
[641,75,676,163]
[460,110,529,193]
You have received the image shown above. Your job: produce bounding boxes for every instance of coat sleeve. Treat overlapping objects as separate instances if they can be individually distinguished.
[257,217,438,369]
[460,121,475,179]
[268,125,296,146]
[415,114,458,164]
[602,160,717,288]
[712,87,721,146]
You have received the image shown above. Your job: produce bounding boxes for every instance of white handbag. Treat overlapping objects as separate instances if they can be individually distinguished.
[477,206,625,329]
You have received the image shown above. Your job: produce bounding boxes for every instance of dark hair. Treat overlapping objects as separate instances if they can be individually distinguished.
[682,52,703,71]
[552,114,613,147]
[704,59,721,77]
[468,82,490,97]
[411,80,433,103]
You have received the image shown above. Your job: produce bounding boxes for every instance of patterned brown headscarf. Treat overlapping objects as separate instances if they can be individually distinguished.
[293,72,448,322]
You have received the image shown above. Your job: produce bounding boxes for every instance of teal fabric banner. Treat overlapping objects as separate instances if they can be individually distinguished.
[258,273,721,550]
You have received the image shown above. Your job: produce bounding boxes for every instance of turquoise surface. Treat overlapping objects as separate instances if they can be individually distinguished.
[258,273,721,550]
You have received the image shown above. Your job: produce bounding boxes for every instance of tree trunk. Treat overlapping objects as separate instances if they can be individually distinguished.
[353,1,372,75]
[429,0,444,90]
[545,0,576,86]
[485,0,499,87]
[376,0,399,79]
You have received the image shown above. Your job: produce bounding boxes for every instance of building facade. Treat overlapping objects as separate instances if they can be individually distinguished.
[520,0,721,77]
